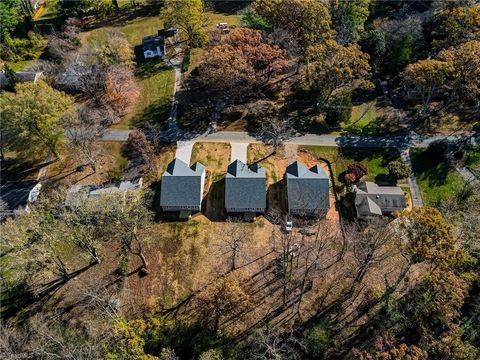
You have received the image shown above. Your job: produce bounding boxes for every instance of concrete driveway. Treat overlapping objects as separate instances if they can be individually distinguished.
[175,141,194,164]
[231,142,249,163]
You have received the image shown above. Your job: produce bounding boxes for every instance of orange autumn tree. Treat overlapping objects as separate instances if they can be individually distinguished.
[198,28,290,99]
[103,66,139,114]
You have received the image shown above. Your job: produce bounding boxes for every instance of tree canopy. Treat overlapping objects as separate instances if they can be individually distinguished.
[0,81,74,158]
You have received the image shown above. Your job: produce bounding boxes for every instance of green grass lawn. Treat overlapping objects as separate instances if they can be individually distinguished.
[302,146,401,185]
[87,15,174,130]
[113,63,174,130]
[410,148,466,206]
[465,148,480,177]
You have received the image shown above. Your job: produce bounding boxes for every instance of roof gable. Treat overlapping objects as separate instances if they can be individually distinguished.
[227,160,265,178]
[286,161,328,179]
[164,158,205,177]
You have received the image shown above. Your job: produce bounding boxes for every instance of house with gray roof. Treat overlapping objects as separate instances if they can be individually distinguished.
[0,71,43,88]
[142,35,165,59]
[0,181,42,219]
[286,161,330,217]
[225,160,266,215]
[160,158,206,212]
[353,181,406,218]
[65,179,143,208]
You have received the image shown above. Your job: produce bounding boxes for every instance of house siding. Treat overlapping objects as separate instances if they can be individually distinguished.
[162,205,201,212]
[226,207,265,213]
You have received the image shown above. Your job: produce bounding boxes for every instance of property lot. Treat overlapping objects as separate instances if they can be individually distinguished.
[190,142,231,220]
[301,146,402,185]
[45,142,129,186]
[410,148,466,205]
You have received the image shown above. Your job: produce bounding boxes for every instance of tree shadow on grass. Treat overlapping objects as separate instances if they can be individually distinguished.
[339,147,400,167]
[267,179,286,215]
[411,149,451,187]
[133,49,170,77]
[130,99,171,130]
[1,157,54,181]
[202,176,226,222]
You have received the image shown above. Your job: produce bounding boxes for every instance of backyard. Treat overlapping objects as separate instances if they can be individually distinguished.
[410,148,466,205]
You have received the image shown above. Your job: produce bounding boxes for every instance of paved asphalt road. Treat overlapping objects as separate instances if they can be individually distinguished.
[100,129,478,149]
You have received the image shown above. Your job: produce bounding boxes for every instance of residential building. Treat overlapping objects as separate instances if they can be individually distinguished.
[0,181,42,219]
[160,158,206,213]
[142,35,165,59]
[65,179,143,208]
[0,71,43,88]
[286,161,330,216]
[225,160,266,215]
[353,181,407,218]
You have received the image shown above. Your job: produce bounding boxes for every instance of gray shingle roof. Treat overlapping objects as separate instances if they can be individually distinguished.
[354,181,406,215]
[225,160,266,210]
[286,161,329,211]
[0,71,43,86]
[160,159,205,207]
[142,35,165,51]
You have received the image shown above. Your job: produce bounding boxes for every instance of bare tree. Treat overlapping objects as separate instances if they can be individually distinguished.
[64,105,106,173]
[249,326,304,360]
[217,220,250,272]
[248,101,293,152]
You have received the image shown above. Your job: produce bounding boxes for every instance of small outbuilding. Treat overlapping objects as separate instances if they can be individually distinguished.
[225,160,266,215]
[286,161,330,217]
[160,158,206,213]
[158,28,178,38]
[353,181,406,218]
[142,35,165,59]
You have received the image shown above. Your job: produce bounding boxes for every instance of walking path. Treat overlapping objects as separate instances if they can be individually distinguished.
[455,166,479,185]
[230,143,249,163]
[401,149,423,207]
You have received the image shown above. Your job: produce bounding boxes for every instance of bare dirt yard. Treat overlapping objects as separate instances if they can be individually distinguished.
[45,142,129,187]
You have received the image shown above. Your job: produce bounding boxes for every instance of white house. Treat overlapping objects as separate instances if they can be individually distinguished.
[142,35,166,59]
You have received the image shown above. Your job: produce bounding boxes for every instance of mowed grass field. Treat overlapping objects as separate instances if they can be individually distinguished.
[302,146,401,185]
[410,148,466,205]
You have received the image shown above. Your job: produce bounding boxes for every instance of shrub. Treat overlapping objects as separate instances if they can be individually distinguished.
[241,9,271,31]
[388,160,411,180]
[199,349,223,360]
[0,32,46,62]
[303,325,329,360]
[344,172,357,184]
[347,162,368,181]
